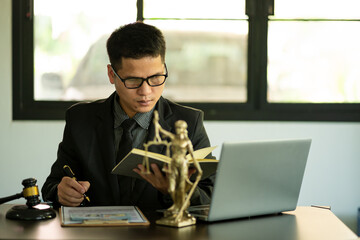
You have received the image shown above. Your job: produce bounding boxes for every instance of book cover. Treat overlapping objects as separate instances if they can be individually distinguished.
[111,146,218,180]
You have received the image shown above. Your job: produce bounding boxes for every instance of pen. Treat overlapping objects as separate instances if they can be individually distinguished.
[63,165,90,203]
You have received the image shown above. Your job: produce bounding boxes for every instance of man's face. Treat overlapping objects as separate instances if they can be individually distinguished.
[108,56,166,118]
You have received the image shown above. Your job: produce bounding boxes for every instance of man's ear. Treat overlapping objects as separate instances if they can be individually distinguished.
[107,64,115,84]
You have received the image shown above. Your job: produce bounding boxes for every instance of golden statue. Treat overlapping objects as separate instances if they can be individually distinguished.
[143,111,203,227]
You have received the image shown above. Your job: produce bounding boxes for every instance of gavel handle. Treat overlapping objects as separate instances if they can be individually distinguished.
[0,192,23,204]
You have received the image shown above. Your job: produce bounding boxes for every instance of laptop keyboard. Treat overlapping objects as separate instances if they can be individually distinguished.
[188,205,210,216]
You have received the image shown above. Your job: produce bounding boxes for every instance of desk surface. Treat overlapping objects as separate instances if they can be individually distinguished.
[0,205,357,240]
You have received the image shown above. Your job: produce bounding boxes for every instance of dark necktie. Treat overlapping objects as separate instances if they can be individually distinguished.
[117,118,137,163]
[117,118,137,205]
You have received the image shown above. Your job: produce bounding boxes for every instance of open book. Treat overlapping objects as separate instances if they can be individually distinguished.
[111,146,218,180]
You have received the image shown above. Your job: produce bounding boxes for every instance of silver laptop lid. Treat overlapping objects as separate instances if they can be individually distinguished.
[207,139,311,222]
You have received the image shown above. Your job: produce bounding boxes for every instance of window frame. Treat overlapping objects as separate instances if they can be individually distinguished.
[12,0,360,121]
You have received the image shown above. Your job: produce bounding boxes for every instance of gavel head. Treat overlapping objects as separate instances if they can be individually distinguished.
[22,178,41,208]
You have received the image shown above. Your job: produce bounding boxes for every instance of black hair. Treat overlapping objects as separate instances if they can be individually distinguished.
[106,22,166,69]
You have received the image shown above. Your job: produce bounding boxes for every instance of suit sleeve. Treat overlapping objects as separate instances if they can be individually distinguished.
[188,110,215,206]
[41,109,82,206]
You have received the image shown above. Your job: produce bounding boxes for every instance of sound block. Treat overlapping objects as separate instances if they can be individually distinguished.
[6,205,56,221]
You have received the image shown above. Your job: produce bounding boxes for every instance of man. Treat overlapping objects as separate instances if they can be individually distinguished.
[42,22,214,210]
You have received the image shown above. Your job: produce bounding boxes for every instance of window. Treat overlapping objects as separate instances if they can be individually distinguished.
[34,0,248,103]
[268,0,360,103]
[13,0,360,121]
[143,0,248,103]
[33,0,137,101]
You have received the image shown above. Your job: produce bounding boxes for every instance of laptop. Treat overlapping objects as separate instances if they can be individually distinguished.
[188,138,311,222]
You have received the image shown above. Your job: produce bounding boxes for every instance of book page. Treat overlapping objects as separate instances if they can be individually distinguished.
[187,146,217,160]
[111,146,218,180]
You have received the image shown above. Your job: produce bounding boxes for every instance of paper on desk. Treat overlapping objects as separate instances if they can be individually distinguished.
[61,206,147,225]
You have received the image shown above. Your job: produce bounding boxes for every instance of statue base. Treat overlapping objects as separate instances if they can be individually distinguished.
[156,213,196,228]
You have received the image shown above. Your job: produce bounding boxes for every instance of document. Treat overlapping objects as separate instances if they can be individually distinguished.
[60,206,149,226]
[111,146,218,180]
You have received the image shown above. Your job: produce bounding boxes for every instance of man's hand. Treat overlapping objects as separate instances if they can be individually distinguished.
[57,176,90,207]
[133,164,169,195]
[133,164,198,195]
[188,167,197,178]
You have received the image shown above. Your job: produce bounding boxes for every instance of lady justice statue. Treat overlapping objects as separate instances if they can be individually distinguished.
[143,111,203,227]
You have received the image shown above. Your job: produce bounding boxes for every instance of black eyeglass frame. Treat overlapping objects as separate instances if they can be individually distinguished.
[111,64,168,89]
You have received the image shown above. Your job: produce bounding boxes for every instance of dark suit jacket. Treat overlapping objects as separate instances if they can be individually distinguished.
[42,92,214,210]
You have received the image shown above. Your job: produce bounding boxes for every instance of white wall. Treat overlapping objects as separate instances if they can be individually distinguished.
[1,0,359,233]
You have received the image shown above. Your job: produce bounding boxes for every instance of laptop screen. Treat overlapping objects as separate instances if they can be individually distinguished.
[195,139,311,222]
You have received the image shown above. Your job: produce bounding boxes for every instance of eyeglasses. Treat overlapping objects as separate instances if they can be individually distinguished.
[111,64,168,89]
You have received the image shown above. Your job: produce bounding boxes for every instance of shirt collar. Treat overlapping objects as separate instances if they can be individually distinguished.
[113,94,154,130]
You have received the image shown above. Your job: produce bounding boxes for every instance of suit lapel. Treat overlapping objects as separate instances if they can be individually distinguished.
[95,92,121,204]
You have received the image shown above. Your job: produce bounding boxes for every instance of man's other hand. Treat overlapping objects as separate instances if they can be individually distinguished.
[133,163,169,195]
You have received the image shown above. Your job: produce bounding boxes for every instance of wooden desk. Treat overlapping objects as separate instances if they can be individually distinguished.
[0,205,357,240]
